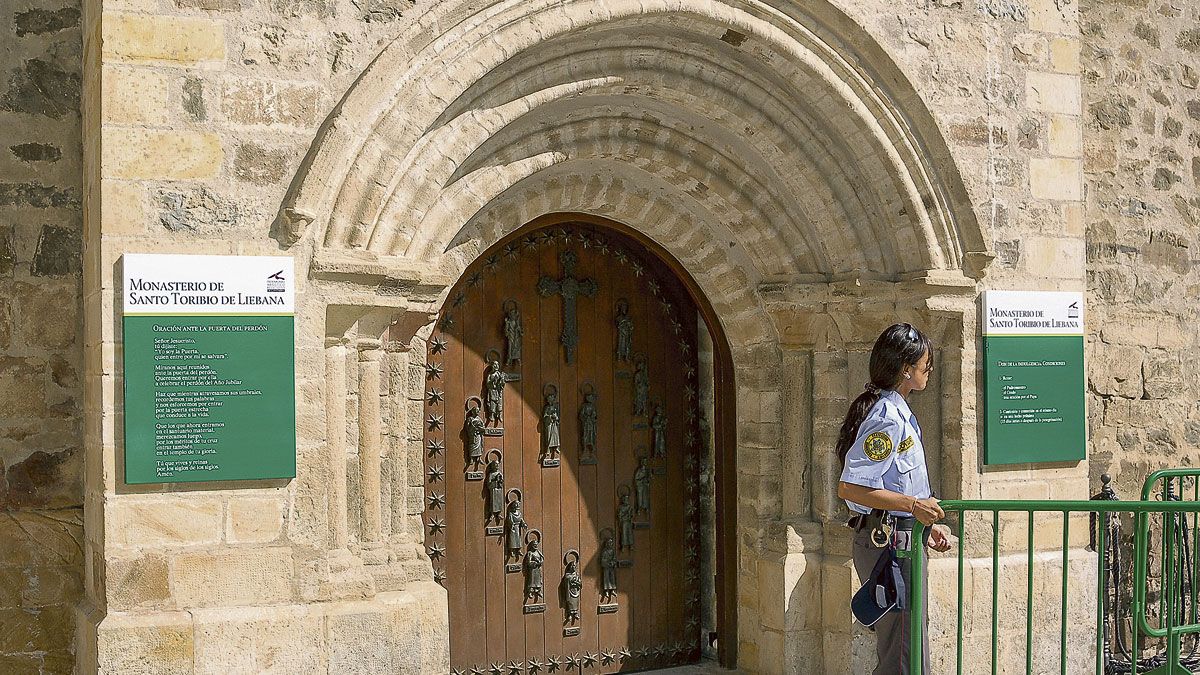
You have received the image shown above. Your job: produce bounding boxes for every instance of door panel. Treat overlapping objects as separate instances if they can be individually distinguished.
[425,223,703,674]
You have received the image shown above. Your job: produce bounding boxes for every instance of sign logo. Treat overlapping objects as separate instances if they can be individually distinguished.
[1067,301,1079,319]
[266,270,286,293]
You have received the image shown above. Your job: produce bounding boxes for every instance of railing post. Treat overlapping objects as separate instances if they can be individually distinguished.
[910,520,927,675]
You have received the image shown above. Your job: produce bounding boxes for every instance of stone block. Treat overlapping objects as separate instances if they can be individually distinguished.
[0,509,82,569]
[191,606,325,674]
[233,143,291,185]
[0,563,80,607]
[15,281,77,349]
[0,604,74,655]
[97,613,194,674]
[102,13,225,66]
[222,80,321,127]
[0,356,48,417]
[31,226,81,278]
[107,553,171,609]
[110,498,223,547]
[1027,0,1077,35]
[103,66,170,125]
[1088,343,1143,399]
[102,180,149,235]
[227,496,285,543]
[103,129,224,180]
[0,59,80,120]
[1047,115,1081,158]
[1048,37,1080,73]
[1026,72,1081,115]
[2,446,81,509]
[169,547,294,607]
[1028,158,1082,201]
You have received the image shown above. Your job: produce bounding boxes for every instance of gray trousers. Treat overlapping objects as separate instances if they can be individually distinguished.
[851,527,930,675]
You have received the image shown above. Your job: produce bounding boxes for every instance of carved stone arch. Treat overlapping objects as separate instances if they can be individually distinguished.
[284,1,987,671]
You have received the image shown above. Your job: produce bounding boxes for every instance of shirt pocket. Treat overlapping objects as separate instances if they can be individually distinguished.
[894,438,922,474]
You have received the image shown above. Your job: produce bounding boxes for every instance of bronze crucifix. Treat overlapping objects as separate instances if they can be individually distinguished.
[537,250,598,364]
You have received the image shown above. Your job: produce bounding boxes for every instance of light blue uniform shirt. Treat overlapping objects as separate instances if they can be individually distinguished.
[840,389,932,516]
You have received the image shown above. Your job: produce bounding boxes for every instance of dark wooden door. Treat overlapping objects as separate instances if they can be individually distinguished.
[423,222,704,674]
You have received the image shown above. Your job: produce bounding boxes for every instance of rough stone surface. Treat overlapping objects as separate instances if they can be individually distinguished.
[0,0,84,668]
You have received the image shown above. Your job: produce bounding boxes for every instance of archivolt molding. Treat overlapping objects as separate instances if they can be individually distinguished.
[278,0,990,285]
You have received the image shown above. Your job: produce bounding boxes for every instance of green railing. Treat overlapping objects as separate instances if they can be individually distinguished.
[906,498,1200,675]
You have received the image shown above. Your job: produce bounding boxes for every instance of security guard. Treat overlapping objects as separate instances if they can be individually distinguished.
[837,323,954,675]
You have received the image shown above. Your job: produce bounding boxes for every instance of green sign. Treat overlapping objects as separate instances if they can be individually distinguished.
[122,254,296,484]
[983,290,1086,465]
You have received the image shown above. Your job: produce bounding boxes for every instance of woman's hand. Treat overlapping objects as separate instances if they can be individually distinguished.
[910,497,944,526]
[927,523,955,553]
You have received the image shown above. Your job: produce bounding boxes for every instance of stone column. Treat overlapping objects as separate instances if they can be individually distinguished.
[358,338,385,559]
[325,338,349,549]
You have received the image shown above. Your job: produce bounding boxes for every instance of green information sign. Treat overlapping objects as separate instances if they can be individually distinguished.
[983,290,1086,465]
[123,254,296,484]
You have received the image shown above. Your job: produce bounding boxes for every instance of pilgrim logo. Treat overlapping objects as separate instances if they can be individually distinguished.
[1067,301,1079,320]
[266,270,286,293]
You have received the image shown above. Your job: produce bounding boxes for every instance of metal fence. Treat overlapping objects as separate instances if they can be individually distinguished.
[905,484,1200,675]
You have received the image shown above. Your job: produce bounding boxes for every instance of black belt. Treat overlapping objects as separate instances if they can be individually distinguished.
[848,509,916,532]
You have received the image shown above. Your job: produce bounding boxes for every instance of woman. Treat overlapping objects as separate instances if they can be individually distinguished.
[837,323,953,675]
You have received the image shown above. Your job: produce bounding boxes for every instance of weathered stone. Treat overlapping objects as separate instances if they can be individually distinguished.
[169,548,294,606]
[182,76,206,121]
[233,143,290,185]
[1152,167,1181,191]
[31,226,80,278]
[0,357,47,417]
[269,0,333,18]
[107,554,171,609]
[176,0,242,9]
[1177,29,1200,52]
[226,497,284,543]
[0,564,81,607]
[0,509,82,568]
[222,79,320,127]
[110,499,223,547]
[157,186,240,231]
[2,447,80,509]
[0,225,13,276]
[0,183,80,208]
[1089,94,1134,129]
[102,66,169,125]
[104,129,224,180]
[103,13,226,65]
[948,117,1006,147]
[0,604,74,654]
[96,615,194,674]
[13,7,81,37]
[9,143,60,162]
[16,278,77,345]
[0,59,80,119]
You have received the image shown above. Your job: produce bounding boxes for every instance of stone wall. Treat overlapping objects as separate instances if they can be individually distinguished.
[0,0,85,671]
[1081,0,1200,498]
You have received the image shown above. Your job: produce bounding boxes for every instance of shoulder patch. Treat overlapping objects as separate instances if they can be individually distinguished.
[864,432,893,461]
[898,436,915,453]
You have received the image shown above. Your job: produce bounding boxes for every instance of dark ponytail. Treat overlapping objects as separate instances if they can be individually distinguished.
[835,323,932,466]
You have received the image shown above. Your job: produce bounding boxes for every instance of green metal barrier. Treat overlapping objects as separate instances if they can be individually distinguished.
[1134,469,1200,675]
[906,499,1200,675]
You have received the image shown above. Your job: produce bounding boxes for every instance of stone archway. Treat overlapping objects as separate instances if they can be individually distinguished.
[281,1,991,671]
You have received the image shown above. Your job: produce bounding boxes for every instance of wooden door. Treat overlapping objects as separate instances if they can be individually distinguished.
[423,222,704,674]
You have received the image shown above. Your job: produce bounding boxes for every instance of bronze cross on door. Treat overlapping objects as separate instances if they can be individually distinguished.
[537,250,598,364]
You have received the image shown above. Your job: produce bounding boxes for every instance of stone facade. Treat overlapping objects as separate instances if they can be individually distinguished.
[1081,1,1200,500]
[0,0,85,671]
[0,0,1195,673]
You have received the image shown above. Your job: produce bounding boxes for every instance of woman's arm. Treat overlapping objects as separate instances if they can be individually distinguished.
[837,481,944,525]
